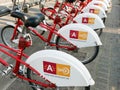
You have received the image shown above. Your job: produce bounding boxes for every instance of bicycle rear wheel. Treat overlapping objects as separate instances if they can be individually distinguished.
[56,36,99,64]
[94,28,103,36]
[1,25,20,48]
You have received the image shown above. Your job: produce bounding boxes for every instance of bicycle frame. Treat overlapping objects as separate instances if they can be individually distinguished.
[27,22,77,50]
[6,11,103,49]
[40,0,80,26]
[10,19,23,41]
[0,42,95,89]
[0,43,56,88]
[0,34,96,89]
[8,18,77,50]
[40,0,106,29]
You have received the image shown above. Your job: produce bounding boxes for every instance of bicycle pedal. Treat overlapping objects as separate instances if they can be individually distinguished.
[1,64,13,76]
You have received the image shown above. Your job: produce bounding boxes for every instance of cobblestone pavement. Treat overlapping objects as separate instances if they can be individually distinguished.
[0,0,120,90]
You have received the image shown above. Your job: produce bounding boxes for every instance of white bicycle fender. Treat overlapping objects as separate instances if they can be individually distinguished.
[25,50,95,87]
[82,5,107,18]
[73,12,105,29]
[55,23,102,48]
[6,22,22,32]
[93,0,110,8]
[88,1,108,11]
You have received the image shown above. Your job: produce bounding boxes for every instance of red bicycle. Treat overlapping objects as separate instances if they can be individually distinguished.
[1,11,102,64]
[40,0,105,36]
[40,0,87,27]
[0,34,95,90]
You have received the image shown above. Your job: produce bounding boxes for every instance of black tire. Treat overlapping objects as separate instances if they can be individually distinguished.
[1,25,20,48]
[85,86,90,90]
[27,68,56,90]
[102,18,106,24]
[44,7,56,19]
[27,68,41,90]
[94,28,103,36]
[56,36,99,64]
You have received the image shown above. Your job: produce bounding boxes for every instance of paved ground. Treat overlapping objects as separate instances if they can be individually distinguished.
[0,0,120,90]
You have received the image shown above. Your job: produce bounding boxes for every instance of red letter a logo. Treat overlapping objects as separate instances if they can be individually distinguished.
[82,17,88,23]
[69,30,78,39]
[43,61,56,74]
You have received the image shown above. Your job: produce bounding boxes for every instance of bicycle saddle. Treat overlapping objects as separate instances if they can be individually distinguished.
[25,13,45,27]
[11,11,26,21]
[0,6,11,17]
[11,11,45,27]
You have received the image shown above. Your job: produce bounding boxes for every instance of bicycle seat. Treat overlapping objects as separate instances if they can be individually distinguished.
[25,13,45,27]
[11,11,26,21]
[11,11,45,27]
[0,6,11,17]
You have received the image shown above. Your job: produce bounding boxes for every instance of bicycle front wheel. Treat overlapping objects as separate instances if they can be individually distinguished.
[56,36,99,64]
[1,25,20,48]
